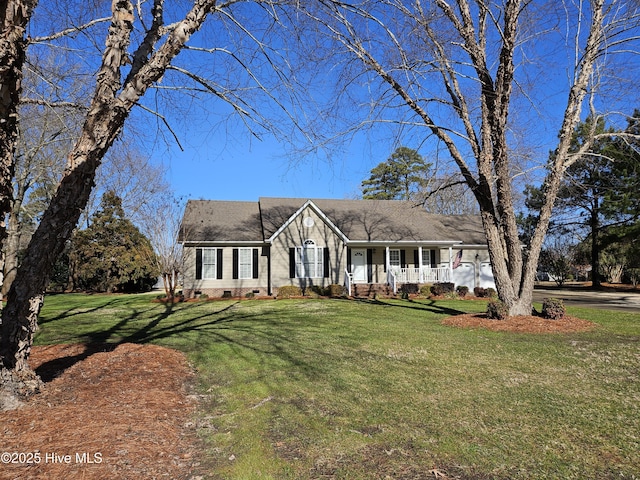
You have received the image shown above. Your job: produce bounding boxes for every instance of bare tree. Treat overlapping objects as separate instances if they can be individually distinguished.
[421,176,479,215]
[139,196,186,300]
[2,104,73,295]
[4,68,172,296]
[2,52,88,295]
[298,0,640,315]
[0,1,38,302]
[0,0,306,399]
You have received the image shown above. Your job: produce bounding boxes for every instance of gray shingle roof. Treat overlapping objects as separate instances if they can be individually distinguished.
[179,200,263,242]
[180,197,487,245]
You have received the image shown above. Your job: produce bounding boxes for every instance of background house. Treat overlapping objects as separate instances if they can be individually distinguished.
[179,197,495,297]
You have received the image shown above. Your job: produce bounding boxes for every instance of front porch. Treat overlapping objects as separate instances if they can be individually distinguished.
[386,266,451,295]
[344,244,456,296]
[344,266,452,297]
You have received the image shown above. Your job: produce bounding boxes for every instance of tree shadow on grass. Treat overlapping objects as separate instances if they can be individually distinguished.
[352,297,467,316]
[35,299,218,382]
[34,295,471,385]
[35,299,321,384]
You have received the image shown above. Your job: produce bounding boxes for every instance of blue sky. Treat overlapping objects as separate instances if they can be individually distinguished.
[135,2,640,206]
[164,132,376,202]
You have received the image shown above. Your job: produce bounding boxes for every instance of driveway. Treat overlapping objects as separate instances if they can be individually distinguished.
[532,287,640,313]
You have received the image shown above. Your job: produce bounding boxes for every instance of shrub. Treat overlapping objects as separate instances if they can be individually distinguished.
[419,284,433,297]
[441,282,455,294]
[328,284,345,297]
[199,294,209,300]
[473,286,486,298]
[430,282,454,296]
[456,285,469,297]
[277,285,303,298]
[486,288,497,298]
[542,297,566,320]
[486,299,509,320]
[245,291,255,299]
[401,283,419,295]
[308,285,325,297]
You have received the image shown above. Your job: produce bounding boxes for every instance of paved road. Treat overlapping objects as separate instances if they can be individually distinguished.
[532,288,640,313]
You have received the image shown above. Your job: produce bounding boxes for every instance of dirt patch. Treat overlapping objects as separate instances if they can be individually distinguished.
[442,313,597,334]
[0,343,201,479]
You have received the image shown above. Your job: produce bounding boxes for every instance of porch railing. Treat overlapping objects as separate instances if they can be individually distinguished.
[346,267,451,296]
[387,269,397,295]
[344,269,353,296]
[389,266,451,284]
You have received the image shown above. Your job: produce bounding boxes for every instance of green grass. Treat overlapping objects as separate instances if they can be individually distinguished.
[35,294,640,479]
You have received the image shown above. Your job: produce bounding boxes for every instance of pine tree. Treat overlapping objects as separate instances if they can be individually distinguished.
[361,147,432,200]
[523,112,640,287]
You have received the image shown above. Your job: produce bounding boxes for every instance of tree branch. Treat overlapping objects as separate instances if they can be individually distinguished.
[29,17,111,43]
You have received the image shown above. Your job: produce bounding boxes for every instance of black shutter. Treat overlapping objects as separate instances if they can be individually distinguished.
[347,248,352,273]
[289,248,296,278]
[383,249,386,272]
[253,248,259,279]
[232,248,239,279]
[430,249,437,267]
[323,247,330,278]
[400,250,406,268]
[414,250,419,267]
[366,248,373,283]
[217,249,223,279]
[195,248,203,280]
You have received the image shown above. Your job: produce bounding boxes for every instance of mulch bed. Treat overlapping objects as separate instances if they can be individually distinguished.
[0,343,200,480]
[442,313,597,333]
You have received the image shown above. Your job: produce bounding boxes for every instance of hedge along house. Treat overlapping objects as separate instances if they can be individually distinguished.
[178,197,496,298]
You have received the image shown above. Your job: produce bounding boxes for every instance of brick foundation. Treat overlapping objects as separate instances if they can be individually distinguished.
[185,287,267,299]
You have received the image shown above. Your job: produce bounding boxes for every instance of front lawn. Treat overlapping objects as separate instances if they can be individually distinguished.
[36,294,640,479]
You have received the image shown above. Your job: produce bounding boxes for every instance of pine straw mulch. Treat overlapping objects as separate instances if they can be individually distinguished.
[0,343,201,480]
[442,312,597,334]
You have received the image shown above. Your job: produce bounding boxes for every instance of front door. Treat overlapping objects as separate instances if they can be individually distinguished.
[352,249,367,283]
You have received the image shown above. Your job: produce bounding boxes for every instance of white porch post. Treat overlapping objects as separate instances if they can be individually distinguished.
[385,246,390,272]
[448,246,453,284]
[418,246,423,283]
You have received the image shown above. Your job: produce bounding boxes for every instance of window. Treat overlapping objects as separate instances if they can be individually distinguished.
[421,249,431,267]
[202,248,217,279]
[196,248,223,280]
[238,248,253,279]
[296,239,324,278]
[389,249,401,267]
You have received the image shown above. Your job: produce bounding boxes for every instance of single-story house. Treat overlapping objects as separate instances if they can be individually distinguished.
[178,197,496,298]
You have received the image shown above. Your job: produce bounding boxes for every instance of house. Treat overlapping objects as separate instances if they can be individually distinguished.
[178,197,496,298]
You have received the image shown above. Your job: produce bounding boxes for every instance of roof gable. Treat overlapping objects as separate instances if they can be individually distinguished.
[265,199,349,243]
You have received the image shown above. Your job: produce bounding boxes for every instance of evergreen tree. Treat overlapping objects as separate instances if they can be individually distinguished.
[69,191,158,293]
[522,112,640,287]
[361,147,432,200]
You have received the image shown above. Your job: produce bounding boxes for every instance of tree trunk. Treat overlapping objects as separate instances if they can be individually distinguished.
[1,0,134,384]
[2,178,27,297]
[590,204,601,288]
[0,0,38,300]
[0,0,41,407]
[1,0,219,393]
